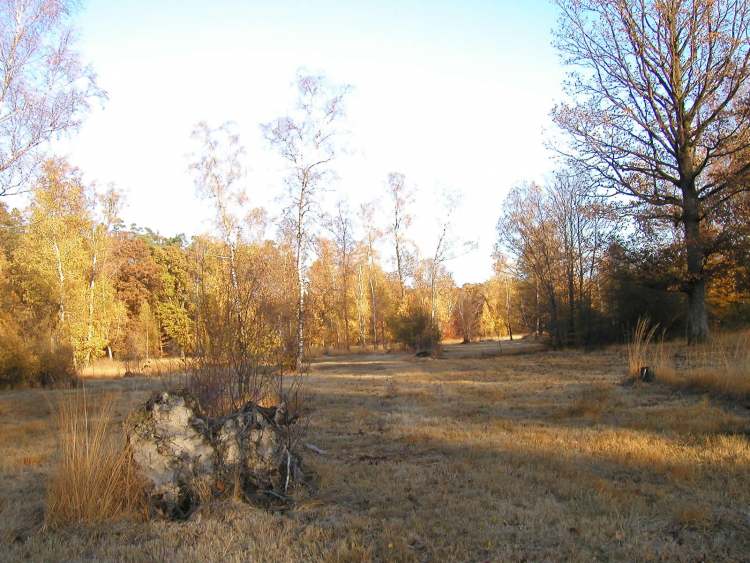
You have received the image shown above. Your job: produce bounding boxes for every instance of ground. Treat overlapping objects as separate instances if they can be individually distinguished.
[1,342,749,561]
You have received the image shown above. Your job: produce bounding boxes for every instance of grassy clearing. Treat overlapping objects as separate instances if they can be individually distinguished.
[0,345,749,560]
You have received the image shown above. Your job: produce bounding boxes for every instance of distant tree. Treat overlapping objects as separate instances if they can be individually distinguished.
[17,159,118,366]
[263,72,349,369]
[553,0,750,343]
[498,182,564,347]
[387,172,414,300]
[326,199,355,350]
[453,284,485,343]
[359,200,383,347]
[426,190,474,325]
[188,121,245,293]
[151,238,194,356]
[0,0,103,195]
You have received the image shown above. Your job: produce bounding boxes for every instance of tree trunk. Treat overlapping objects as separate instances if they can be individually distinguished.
[395,237,405,300]
[566,265,575,346]
[87,250,97,365]
[342,271,350,351]
[686,278,709,344]
[548,288,561,348]
[682,184,709,344]
[296,270,305,369]
[368,248,378,348]
[505,280,513,341]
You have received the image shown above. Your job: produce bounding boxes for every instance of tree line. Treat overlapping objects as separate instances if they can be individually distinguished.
[1,0,750,387]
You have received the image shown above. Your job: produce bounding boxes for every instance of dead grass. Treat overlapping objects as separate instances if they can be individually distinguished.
[655,332,750,401]
[629,322,750,401]
[565,384,612,418]
[627,317,664,377]
[45,391,146,528]
[0,346,748,560]
[79,357,186,379]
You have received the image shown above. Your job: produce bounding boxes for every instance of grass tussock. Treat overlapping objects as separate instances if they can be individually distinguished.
[655,332,750,401]
[628,321,750,401]
[45,391,146,528]
[627,317,663,377]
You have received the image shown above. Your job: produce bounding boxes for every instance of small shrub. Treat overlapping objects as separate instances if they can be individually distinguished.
[388,305,441,353]
[184,358,279,417]
[46,391,146,527]
[626,320,750,401]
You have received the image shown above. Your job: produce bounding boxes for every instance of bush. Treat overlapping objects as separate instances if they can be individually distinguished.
[0,320,77,388]
[388,305,441,352]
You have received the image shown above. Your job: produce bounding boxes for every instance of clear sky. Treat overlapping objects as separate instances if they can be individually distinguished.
[50,0,565,284]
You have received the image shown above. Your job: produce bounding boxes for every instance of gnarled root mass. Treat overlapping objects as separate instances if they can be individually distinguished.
[127,391,312,519]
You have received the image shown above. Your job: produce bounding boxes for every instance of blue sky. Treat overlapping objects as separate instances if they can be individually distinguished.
[52,0,564,284]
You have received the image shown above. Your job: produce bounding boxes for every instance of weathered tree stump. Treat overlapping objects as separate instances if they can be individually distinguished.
[126,391,310,519]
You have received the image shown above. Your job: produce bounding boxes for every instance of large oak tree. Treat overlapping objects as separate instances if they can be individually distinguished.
[553,0,750,343]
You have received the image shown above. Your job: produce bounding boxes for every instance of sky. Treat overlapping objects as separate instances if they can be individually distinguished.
[47,0,565,284]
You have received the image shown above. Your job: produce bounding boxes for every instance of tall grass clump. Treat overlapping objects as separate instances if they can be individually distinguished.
[46,391,145,527]
[656,331,750,401]
[627,318,750,400]
[627,317,662,377]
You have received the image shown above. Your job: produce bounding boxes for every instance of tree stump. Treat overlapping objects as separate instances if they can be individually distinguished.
[126,391,310,519]
[639,366,655,382]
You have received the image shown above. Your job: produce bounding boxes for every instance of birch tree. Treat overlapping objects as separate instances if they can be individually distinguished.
[387,172,414,300]
[0,0,103,195]
[188,121,245,295]
[263,72,349,369]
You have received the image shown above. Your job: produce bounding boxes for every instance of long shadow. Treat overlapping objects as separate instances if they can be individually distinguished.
[299,382,750,560]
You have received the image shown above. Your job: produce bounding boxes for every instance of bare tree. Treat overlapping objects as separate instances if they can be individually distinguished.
[188,121,246,293]
[548,170,615,345]
[326,199,355,350]
[427,190,476,334]
[387,172,414,299]
[359,200,382,347]
[553,0,750,343]
[263,72,349,369]
[0,0,103,195]
[498,182,564,347]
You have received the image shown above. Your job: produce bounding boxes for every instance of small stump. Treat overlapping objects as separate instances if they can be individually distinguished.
[639,366,655,382]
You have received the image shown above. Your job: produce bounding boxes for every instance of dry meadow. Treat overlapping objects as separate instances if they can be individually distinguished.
[1,343,749,562]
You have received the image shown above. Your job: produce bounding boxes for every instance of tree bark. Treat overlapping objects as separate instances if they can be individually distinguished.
[682,173,709,344]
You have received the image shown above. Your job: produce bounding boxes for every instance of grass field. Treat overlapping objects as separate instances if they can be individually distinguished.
[1,343,749,561]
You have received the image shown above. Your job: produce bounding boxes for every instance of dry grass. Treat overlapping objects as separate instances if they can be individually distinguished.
[565,384,612,418]
[78,357,186,379]
[0,344,748,560]
[628,322,750,401]
[655,332,750,401]
[45,391,146,528]
[627,317,663,377]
